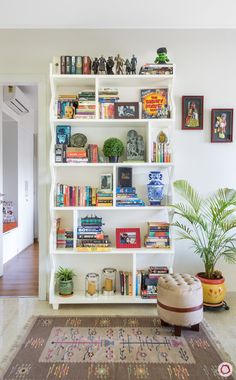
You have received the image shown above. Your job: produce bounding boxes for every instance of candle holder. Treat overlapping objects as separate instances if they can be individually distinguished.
[102,268,116,295]
[85,273,99,297]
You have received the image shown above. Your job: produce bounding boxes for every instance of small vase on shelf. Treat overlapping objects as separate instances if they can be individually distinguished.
[147,171,164,206]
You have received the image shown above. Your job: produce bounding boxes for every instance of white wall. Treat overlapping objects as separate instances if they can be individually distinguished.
[17,112,34,252]
[0,0,236,28]
[2,119,18,221]
[0,29,235,289]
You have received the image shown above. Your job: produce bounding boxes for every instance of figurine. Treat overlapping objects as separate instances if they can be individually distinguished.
[125,59,131,75]
[131,54,137,74]
[92,57,99,74]
[114,54,125,75]
[126,130,144,161]
[155,47,170,65]
[106,56,115,75]
[98,55,106,74]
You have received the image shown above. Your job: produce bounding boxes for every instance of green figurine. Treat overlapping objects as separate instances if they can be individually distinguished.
[155,47,170,64]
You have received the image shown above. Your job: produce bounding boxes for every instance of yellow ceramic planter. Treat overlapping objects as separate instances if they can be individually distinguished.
[196,273,226,305]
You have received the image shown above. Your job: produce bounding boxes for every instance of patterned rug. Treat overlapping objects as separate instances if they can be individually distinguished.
[1,316,235,380]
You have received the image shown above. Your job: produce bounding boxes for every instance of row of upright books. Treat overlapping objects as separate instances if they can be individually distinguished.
[60,56,92,75]
[144,222,170,248]
[56,91,96,119]
[116,187,145,207]
[56,184,113,207]
[119,271,133,296]
[152,142,172,163]
[136,266,169,298]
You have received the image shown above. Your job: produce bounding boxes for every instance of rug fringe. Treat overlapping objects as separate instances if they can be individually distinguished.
[0,315,37,380]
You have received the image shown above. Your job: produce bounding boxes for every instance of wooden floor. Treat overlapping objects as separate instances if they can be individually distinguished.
[0,243,39,296]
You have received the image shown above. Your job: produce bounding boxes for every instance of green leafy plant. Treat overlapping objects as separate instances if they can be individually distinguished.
[103,138,124,157]
[55,266,76,282]
[172,180,236,279]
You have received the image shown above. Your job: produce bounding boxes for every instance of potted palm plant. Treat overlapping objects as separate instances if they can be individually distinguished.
[172,180,236,306]
[103,137,124,163]
[55,266,76,296]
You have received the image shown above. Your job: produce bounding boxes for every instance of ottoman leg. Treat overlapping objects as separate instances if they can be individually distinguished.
[191,323,200,332]
[160,319,169,327]
[174,325,182,337]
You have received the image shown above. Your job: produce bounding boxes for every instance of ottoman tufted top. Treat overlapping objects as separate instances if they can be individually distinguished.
[158,273,202,292]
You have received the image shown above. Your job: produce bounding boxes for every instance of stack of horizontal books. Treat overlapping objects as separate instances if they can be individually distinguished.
[136,266,169,299]
[116,187,145,207]
[57,229,73,249]
[75,91,96,119]
[99,88,119,119]
[76,216,112,251]
[144,222,170,248]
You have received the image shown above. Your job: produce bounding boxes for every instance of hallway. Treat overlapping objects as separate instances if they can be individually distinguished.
[0,243,38,296]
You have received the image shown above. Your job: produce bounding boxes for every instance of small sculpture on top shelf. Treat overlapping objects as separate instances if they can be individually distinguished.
[155,47,170,65]
[131,54,137,74]
[126,130,144,162]
[147,171,164,206]
[114,54,125,75]
[98,55,106,74]
[92,57,99,74]
[125,59,131,75]
[106,56,115,75]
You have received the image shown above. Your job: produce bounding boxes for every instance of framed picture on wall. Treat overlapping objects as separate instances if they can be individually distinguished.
[211,109,234,143]
[182,96,204,130]
[116,228,141,249]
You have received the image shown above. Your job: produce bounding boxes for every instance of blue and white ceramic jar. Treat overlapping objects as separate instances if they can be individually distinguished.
[147,171,164,206]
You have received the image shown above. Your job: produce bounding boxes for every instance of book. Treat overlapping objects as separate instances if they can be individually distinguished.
[75,55,83,74]
[55,144,66,163]
[82,56,91,74]
[56,125,71,145]
[141,89,169,119]
[60,56,66,74]
[118,167,132,188]
[65,56,72,74]
[71,56,76,75]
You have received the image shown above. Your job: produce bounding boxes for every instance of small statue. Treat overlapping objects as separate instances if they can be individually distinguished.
[106,56,115,75]
[92,57,99,74]
[114,54,125,75]
[155,47,170,64]
[125,59,131,75]
[98,55,106,74]
[126,130,144,161]
[131,54,137,74]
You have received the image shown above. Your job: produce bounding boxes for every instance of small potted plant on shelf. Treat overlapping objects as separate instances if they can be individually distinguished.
[103,137,124,163]
[55,266,76,296]
[172,180,236,307]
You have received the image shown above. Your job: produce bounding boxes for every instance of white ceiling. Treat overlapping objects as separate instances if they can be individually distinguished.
[1,0,236,29]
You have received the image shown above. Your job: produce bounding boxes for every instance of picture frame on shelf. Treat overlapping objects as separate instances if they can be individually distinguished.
[100,173,113,192]
[116,228,141,249]
[118,167,132,188]
[211,109,234,143]
[182,96,204,130]
[114,102,139,119]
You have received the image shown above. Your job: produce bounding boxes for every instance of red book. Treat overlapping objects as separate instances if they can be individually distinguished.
[83,56,91,74]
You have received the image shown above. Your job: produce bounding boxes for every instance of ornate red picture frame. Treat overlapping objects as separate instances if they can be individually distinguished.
[116,228,141,249]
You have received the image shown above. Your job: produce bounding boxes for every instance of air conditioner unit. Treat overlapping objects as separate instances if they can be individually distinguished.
[3,86,29,115]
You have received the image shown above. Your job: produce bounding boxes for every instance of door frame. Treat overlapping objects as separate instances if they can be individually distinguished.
[0,74,48,300]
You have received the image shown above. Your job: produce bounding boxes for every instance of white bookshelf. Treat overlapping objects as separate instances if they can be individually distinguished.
[49,64,175,309]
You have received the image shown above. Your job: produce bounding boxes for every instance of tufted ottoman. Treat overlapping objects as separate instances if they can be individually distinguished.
[157,273,203,336]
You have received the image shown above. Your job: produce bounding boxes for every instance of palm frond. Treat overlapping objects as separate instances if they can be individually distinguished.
[173,180,201,213]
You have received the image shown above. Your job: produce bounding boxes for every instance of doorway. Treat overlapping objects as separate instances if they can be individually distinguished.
[0,85,39,296]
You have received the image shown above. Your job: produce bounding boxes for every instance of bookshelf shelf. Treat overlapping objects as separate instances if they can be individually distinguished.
[49,63,175,309]
[53,248,175,255]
